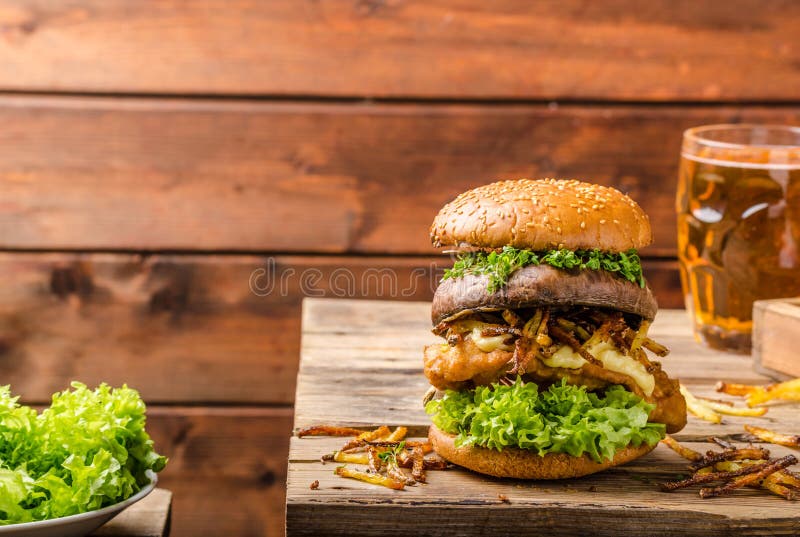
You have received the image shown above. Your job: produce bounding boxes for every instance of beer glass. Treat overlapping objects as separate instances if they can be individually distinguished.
[677,125,800,353]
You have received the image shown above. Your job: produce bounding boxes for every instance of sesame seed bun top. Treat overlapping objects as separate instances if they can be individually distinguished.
[430,178,652,252]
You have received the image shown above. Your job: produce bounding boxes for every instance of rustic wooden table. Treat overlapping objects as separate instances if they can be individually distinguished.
[91,489,171,537]
[287,298,800,536]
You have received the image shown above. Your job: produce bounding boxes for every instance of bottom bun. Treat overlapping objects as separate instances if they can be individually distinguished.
[429,424,657,479]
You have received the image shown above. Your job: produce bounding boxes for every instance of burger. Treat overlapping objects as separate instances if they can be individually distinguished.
[423,178,686,479]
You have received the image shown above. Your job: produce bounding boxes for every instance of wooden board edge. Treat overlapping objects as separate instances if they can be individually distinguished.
[285,502,799,536]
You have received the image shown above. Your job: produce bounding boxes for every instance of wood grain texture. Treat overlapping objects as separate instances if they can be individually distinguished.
[288,299,800,536]
[0,253,682,404]
[0,252,434,404]
[0,1,799,100]
[93,489,172,537]
[288,440,800,536]
[146,406,293,537]
[2,96,799,254]
[753,298,800,380]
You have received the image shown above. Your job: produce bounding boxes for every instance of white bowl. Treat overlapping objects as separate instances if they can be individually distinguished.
[0,476,157,537]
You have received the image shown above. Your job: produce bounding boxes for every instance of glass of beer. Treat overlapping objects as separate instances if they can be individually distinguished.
[677,125,800,354]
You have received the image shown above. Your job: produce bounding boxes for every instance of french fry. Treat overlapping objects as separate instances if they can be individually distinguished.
[680,385,722,424]
[385,457,414,486]
[689,448,770,472]
[661,435,703,461]
[661,459,779,492]
[502,309,524,328]
[365,440,429,450]
[714,461,800,498]
[384,427,408,443]
[746,378,800,407]
[716,381,759,396]
[698,400,768,417]
[642,337,669,357]
[761,480,798,500]
[699,455,798,498]
[522,309,543,338]
[367,447,382,473]
[396,449,448,470]
[297,425,365,437]
[373,425,394,441]
[534,309,551,346]
[313,424,448,490]
[629,320,650,353]
[411,446,426,483]
[660,435,800,501]
[340,425,392,451]
[744,425,800,447]
[703,461,800,497]
[330,451,371,465]
[556,318,590,341]
[712,461,748,472]
[772,470,800,489]
[334,466,405,490]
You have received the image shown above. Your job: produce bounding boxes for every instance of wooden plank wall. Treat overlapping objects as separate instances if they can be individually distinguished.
[0,2,798,535]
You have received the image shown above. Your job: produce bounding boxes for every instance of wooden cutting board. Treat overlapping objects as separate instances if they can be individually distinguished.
[286,299,800,536]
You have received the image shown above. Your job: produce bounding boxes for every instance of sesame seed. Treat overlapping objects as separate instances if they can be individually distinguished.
[580,221,586,229]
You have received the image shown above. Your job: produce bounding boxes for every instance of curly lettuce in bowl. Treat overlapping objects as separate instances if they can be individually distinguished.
[426,378,665,463]
[0,382,166,525]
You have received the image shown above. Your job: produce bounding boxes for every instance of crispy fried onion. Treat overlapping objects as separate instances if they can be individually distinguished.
[432,307,667,382]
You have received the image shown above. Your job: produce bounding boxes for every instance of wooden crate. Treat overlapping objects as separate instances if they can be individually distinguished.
[753,298,800,380]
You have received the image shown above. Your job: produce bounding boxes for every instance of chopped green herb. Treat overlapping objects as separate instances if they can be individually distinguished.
[442,246,645,292]
[377,441,406,464]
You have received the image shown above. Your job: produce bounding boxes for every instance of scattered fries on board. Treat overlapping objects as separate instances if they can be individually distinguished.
[660,435,799,500]
[716,378,800,407]
[680,384,769,424]
[296,424,448,490]
[744,425,800,448]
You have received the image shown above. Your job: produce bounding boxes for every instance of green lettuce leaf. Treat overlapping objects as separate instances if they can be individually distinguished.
[426,379,664,462]
[0,382,166,525]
